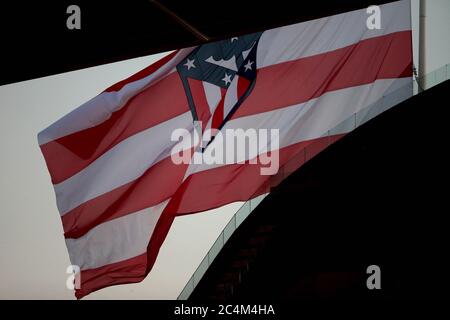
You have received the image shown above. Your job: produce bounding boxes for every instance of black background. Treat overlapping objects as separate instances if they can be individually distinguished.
[1,0,395,85]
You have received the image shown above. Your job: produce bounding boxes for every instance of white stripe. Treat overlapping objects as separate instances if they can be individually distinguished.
[55,112,193,215]
[38,48,196,145]
[66,200,168,270]
[257,0,411,68]
[223,76,239,117]
[188,77,412,174]
[202,81,222,113]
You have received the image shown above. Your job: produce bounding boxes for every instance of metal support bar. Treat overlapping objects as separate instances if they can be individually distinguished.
[149,0,210,41]
[419,0,427,91]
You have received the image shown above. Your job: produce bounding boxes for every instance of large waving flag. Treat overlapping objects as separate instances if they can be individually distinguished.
[38,0,412,298]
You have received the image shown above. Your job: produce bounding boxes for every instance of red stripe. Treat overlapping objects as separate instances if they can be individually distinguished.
[233,31,412,119]
[75,253,147,299]
[104,51,179,92]
[237,77,251,100]
[187,78,211,130]
[168,135,344,215]
[63,156,190,239]
[40,72,188,184]
[211,88,226,129]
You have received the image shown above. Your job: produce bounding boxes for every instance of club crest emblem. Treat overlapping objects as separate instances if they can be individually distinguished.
[177,33,262,138]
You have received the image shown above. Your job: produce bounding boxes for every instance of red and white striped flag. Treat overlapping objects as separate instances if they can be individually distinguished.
[38,0,412,298]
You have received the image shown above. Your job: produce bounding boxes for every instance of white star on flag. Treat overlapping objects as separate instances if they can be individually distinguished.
[222,73,232,86]
[244,60,254,71]
[184,58,196,70]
